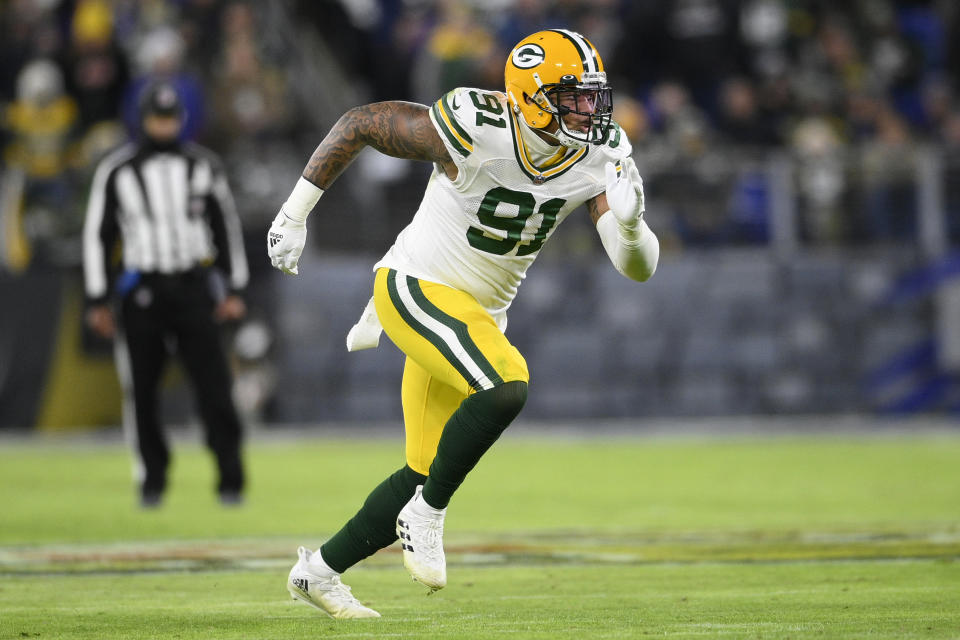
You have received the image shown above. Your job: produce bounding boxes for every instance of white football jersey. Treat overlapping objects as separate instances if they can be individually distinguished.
[374,87,633,321]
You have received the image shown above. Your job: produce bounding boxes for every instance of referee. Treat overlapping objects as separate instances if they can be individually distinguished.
[82,81,249,508]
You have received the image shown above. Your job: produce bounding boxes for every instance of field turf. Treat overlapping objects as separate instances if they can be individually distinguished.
[0,426,958,639]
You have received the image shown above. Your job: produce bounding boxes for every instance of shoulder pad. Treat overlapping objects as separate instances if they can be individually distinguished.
[601,121,632,155]
[430,87,511,158]
[430,87,476,158]
[588,121,633,164]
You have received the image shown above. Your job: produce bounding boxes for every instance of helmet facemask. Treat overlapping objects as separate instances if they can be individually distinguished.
[531,71,613,148]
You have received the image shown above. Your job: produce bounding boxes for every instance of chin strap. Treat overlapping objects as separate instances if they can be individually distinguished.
[553,127,588,149]
[517,111,583,151]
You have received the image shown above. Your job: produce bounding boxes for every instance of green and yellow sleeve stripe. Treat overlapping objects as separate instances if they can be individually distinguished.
[430,91,473,157]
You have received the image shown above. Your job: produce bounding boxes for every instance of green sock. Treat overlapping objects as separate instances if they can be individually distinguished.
[422,381,527,509]
[319,465,426,573]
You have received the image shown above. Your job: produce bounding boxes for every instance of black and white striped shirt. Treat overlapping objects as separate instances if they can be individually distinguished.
[83,141,249,302]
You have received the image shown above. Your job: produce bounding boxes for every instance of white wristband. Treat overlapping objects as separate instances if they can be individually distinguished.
[282,176,324,223]
[596,210,659,282]
[617,214,643,244]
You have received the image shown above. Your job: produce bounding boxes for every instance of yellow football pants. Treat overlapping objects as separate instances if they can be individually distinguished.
[373,268,529,475]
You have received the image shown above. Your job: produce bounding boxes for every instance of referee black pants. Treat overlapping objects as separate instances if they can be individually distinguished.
[114,269,244,499]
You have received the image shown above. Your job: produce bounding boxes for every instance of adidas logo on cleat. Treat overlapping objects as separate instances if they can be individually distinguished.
[286,546,381,618]
[398,519,414,550]
[396,486,447,590]
[291,577,309,593]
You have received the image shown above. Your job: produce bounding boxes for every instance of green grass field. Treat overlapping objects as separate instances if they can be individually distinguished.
[1,427,958,639]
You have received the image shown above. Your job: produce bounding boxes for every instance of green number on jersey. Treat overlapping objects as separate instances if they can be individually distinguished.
[470,91,506,128]
[605,122,621,148]
[466,187,565,255]
[517,197,564,256]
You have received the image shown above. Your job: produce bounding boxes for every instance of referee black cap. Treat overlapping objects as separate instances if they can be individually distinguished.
[140,81,183,118]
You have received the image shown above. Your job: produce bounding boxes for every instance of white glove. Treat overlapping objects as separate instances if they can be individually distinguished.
[267,209,307,275]
[604,157,645,229]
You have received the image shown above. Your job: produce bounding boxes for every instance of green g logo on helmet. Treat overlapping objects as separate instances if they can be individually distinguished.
[511,44,545,69]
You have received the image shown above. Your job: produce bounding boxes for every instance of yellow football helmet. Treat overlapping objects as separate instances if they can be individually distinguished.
[504,29,613,147]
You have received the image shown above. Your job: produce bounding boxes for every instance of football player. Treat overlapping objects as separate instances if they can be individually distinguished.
[269,29,659,619]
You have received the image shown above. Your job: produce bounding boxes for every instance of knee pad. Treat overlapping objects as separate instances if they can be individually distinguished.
[462,380,528,433]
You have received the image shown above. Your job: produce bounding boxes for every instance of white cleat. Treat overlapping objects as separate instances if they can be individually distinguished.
[287,546,380,619]
[396,485,447,591]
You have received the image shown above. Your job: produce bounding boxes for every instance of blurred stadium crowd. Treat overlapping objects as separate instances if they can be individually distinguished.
[3,0,960,427]
[2,0,960,265]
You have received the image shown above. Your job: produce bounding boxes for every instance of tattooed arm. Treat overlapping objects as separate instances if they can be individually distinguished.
[267,101,455,274]
[585,192,610,226]
[305,101,457,188]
